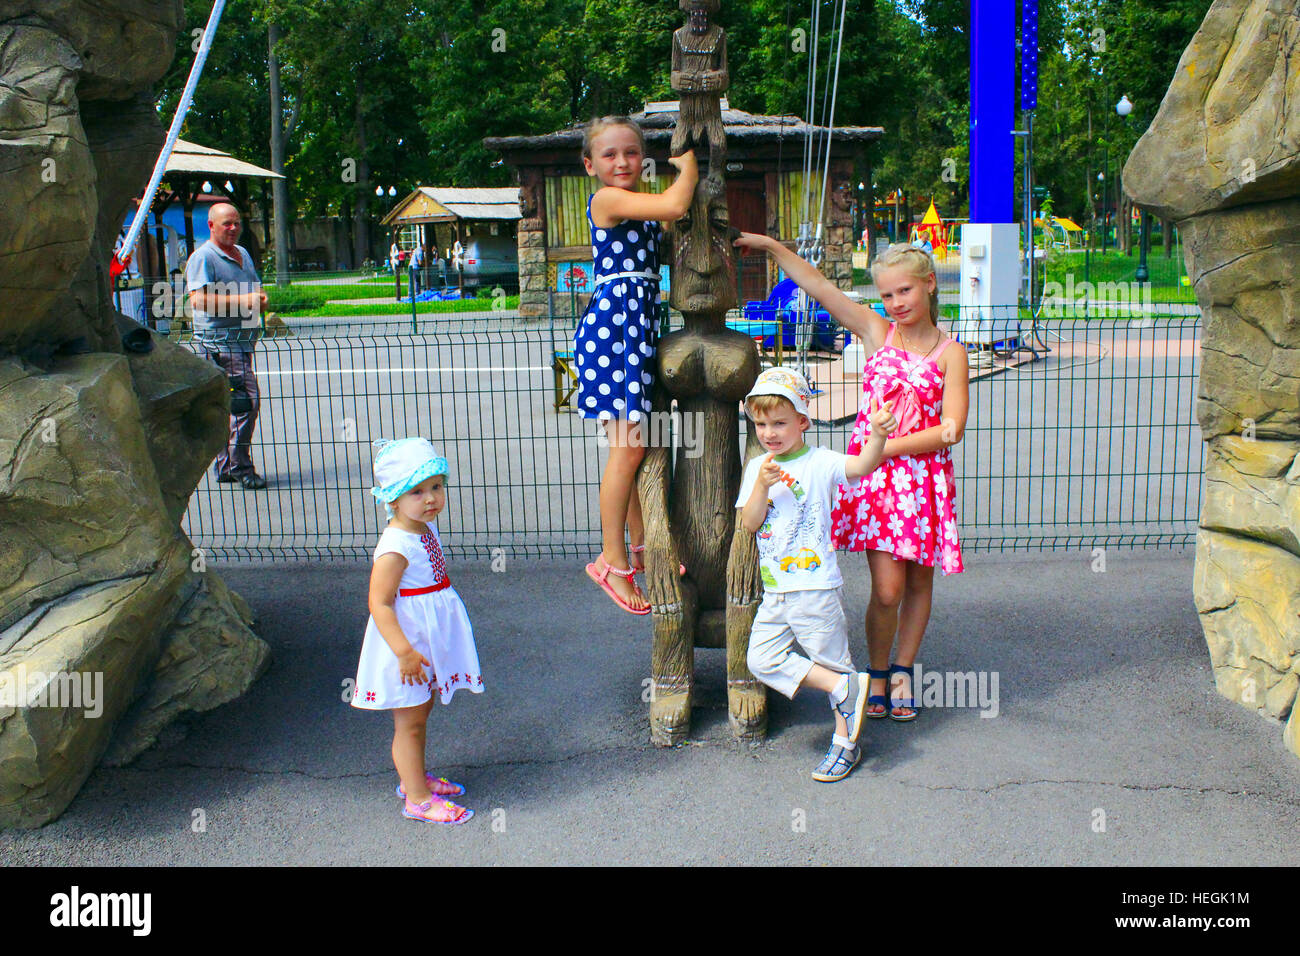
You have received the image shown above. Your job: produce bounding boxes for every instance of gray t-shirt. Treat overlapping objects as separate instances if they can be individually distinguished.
[185,240,262,350]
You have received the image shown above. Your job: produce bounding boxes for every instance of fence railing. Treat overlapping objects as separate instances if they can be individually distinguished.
[113,267,523,332]
[176,307,1204,562]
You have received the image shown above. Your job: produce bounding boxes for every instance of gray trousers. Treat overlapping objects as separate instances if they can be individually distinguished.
[205,346,261,477]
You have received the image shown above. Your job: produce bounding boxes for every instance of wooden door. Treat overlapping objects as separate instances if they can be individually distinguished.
[727,178,768,304]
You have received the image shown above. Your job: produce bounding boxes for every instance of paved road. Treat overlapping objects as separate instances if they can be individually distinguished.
[3,550,1295,865]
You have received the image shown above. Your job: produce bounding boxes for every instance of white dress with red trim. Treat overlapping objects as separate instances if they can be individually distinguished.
[352,524,483,710]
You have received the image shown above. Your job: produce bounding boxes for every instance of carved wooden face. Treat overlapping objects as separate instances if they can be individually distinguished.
[832,180,853,211]
[669,190,737,313]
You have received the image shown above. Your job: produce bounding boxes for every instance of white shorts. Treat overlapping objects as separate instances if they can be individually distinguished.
[746,588,853,699]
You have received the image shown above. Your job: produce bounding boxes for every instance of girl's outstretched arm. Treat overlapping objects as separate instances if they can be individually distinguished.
[591,151,698,227]
[878,342,970,459]
[733,232,888,352]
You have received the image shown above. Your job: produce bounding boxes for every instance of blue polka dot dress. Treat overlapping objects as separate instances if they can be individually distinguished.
[574,196,663,423]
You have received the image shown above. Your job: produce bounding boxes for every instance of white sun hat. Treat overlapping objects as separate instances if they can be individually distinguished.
[369,438,449,507]
[744,366,813,418]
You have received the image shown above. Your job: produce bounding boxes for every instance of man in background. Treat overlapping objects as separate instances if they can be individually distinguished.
[409,241,425,297]
[186,202,269,490]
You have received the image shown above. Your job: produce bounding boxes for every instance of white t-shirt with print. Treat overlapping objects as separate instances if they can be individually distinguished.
[735,444,849,593]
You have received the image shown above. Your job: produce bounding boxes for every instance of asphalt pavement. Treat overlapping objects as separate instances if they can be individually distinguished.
[3,548,1296,866]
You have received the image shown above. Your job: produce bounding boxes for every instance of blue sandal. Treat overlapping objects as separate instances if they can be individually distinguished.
[889,663,919,721]
[831,672,869,743]
[866,668,890,719]
[812,734,861,782]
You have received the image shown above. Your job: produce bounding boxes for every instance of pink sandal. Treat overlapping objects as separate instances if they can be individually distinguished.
[586,554,650,615]
[402,796,473,826]
[628,544,685,577]
[396,772,466,799]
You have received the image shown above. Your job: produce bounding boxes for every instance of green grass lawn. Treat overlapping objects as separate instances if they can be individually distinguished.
[264,279,515,315]
[1043,251,1195,303]
[289,296,521,317]
[268,281,399,303]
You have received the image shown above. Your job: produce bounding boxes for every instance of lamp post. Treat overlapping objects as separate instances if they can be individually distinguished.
[1116,95,1150,282]
[1098,170,1107,254]
[376,184,399,295]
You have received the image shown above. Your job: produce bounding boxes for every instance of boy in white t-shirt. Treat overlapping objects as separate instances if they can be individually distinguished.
[737,367,897,782]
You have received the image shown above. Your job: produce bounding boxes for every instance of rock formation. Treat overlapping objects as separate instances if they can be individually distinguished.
[0,0,269,827]
[1124,0,1299,758]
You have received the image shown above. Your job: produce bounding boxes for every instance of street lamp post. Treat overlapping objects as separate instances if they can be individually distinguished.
[1099,169,1107,254]
[1116,94,1150,283]
[376,184,399,297]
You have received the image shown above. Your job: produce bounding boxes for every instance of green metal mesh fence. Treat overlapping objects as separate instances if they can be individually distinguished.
[177,307,1203,562]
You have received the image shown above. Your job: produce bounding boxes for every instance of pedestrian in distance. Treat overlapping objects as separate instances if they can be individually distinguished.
[185,202,270,490]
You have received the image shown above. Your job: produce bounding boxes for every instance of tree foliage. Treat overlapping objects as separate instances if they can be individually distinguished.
[153,0,1218,263]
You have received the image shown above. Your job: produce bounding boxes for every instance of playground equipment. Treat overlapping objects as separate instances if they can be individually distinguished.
[912,200,949,257]
[1034,216,1086,250]
[737,278,844,350]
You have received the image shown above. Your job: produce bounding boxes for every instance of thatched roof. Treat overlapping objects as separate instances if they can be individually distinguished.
[164,140,283,180]
[484,104,882,154]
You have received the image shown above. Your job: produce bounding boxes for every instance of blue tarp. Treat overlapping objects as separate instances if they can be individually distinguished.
[402,289,464,303]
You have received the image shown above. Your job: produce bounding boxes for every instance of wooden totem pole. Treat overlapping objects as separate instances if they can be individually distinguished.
[638,0,766,745]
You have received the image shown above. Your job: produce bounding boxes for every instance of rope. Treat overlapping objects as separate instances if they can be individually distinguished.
[814,0,848,241]
[792,0,849,378]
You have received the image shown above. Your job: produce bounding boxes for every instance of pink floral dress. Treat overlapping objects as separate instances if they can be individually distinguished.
[832,324,964,574]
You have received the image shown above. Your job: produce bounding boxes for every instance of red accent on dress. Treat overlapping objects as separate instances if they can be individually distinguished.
[420,532,448,583]
[831,325,964,574]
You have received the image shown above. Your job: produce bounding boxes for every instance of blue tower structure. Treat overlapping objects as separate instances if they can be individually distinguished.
[957,0,1028,349]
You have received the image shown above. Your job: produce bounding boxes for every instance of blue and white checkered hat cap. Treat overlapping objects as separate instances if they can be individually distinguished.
[369,438,449,504]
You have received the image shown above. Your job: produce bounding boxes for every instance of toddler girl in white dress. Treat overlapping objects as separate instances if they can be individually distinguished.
[352,438,482,825]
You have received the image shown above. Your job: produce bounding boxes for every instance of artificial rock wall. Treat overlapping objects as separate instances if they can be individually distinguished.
[0,0,269,826]
[1125,0,1300,758]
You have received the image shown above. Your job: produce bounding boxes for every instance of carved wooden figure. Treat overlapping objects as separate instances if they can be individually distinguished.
[639,0,766,745]
[670,0,729,184]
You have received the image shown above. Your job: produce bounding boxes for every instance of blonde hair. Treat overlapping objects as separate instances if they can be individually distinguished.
[870,243,940,327]
[746,394,802,419]
[581,115,646,160]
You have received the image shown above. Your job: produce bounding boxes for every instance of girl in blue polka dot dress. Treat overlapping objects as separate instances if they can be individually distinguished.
[577,116,697,615]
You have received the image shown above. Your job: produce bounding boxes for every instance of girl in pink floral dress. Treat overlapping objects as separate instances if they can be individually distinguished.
[733,236,969,723]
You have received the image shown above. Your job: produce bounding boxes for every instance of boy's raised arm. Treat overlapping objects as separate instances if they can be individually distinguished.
[739,453,779,533]
[844,399,897,480]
